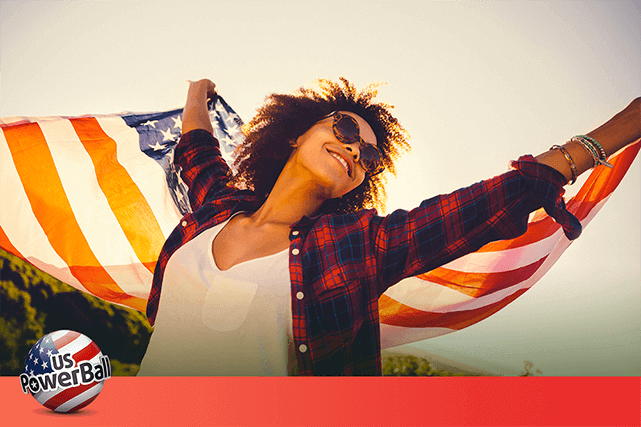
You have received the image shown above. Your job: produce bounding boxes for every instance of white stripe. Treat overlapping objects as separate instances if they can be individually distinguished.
[0,128,88,292]
[440,228,562,273]
[55,331,92,354]
[54,382,104,413]
[50,330,72,341]
[384,276,473,311]
[96,115,183,237]
[39,119,153,296]
[381,325,456,349]
[34,383,64,406]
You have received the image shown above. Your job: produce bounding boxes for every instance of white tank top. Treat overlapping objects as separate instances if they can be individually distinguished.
[138,215,296,376]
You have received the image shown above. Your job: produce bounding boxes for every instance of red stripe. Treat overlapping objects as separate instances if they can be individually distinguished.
[43,381,101,412]
[417,256,547,298]
[379,288,529,329]
[53,330,81,350]
[72,341,101,366]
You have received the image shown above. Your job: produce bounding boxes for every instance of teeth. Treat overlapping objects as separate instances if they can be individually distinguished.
[330,152,349,175]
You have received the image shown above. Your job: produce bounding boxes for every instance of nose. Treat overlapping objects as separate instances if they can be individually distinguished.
[343,142,360,162]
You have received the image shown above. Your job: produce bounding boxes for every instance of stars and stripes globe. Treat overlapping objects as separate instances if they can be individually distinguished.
[23,330,109,413]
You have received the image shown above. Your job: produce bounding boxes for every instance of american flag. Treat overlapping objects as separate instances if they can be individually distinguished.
[0,98,639,349]
[0,97,243,312]
[23,330,107,413]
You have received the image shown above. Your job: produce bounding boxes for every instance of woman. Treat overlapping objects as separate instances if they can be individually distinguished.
[139,78,640,376]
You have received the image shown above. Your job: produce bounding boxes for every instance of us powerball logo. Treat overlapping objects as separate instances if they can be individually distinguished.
[19,330,111,413]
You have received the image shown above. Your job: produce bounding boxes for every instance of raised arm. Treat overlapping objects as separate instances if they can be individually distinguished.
[536,97,641,184]
[175,79,234,212]
[182,79,218,135]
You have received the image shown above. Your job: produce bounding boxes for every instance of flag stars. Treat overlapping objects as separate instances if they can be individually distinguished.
[149,141,167,151]
[41,361,48,369]
[160,128,177,142]
[143,120,158,128]
[172,116,182,129]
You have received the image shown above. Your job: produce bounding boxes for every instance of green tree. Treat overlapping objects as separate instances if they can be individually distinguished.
[383,354,450,376]
[0,280,45,373]
[0,249,152,376]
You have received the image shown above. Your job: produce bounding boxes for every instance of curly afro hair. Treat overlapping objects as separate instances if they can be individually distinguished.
[231,77,411,215]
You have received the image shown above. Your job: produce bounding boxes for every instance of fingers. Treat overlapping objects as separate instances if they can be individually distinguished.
[187,79,217,99]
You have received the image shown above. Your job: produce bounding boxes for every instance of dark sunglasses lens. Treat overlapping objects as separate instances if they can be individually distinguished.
[335,116,360,142]
[360,145,382,172]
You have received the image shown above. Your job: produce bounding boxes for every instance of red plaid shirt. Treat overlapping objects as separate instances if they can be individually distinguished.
[146,129,580,375]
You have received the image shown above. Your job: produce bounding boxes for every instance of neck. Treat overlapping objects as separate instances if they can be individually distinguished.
[248,161,329,227]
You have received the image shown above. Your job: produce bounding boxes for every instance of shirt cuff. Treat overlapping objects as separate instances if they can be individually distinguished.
[510,155,582,240]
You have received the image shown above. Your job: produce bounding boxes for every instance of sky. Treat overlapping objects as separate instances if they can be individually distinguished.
[1,0,639,376]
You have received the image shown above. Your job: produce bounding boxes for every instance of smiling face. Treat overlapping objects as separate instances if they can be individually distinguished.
[287,111,379,199]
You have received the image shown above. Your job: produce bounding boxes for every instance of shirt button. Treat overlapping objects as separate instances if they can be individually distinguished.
[296,292,304,300]
[292,248,300,255]
[181,220,188,227]
[299,344,308,353]
[292,230,299,236]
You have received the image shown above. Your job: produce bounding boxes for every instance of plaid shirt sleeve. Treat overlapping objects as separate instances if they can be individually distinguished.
[174,129,236,212]
[368,155,581,294]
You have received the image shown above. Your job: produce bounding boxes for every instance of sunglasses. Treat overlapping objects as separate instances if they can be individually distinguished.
[327,111,384,175]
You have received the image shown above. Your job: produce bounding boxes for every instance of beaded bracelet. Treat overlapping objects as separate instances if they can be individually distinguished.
[571,137,599,168]
[571,135,613,168]
[550,144,577,185]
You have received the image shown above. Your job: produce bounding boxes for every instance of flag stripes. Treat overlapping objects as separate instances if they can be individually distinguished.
[417,256,547,298]
[70,117,165,274]
[0,98,243,312]
[45,382,102,413]
[3,122,130,303]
